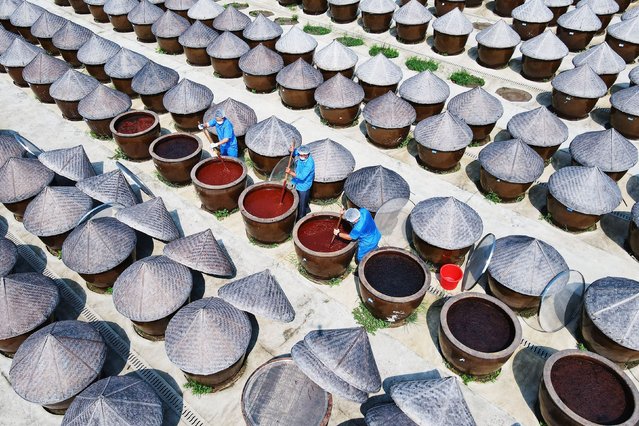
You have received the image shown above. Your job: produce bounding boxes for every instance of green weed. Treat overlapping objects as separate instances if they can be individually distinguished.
[398,135,412,148]
[154,170,187,188]
[110,147,129,161]
[539,212,553,224]
[248,235,286,248]
[484,192,502,204]
[336,35,364,47]
[352,302,390,335]
[405,56,438,72]
[155,47,167,54]
[105,287,113,295]
[304,23,331,35]
[369,44,399,58]
[213,208,238,220]
[89,131,112,141]
[223,2,248,8]
[449,70,485,87]
[577,342,587,351]
[310,197,340,206]
[184,379,213,396]
[445,361,501,385]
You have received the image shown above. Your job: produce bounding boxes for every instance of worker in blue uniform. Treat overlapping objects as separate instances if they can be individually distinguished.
[199,109,239,157]
[286,145,315,221]
[333,207,382,262]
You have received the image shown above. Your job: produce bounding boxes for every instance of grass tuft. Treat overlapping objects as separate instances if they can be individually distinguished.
[449,70,485,87]
[249,9,273,17]
[304,23,331,35]
[154,170,187,188]
[89,131,112,141]
[110,147,130,161]
[369,44,399,58]
[213,208,238,220]
[155,47,167,54]
[515,194,525,202]
[445,361,501,385]
[539,212,553,224]
[577,342,587,351]
[311,197,340,206]
[248,235,288,248]
[405,56,438,72]
[484,191,502,204]
[398,135,412,148]
[336,35,364,47]
[184,379,213,396]
[105,287,113,295]
[223,2,248,8]
[352,302,390,335]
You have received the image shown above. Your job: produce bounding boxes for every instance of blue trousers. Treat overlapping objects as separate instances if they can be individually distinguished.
[297,189,311,220]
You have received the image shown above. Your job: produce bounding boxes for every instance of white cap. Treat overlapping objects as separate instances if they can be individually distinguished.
[344,208,360,222]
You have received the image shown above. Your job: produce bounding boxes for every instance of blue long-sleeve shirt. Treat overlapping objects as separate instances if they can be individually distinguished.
[349,208,382,261]
[292,149,315,192]
[207,118,238,157]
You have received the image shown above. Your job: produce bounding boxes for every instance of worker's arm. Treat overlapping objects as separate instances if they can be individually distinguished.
[333,229,353,241]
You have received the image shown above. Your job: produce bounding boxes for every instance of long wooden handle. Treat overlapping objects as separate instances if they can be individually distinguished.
[329,212,344,246]
[200,123,228,170]
[279,140,295,204]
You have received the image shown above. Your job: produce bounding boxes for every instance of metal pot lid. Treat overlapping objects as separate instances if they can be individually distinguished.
[461,233,495,291]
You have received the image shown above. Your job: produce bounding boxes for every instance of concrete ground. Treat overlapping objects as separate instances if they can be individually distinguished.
[1,0,639,424]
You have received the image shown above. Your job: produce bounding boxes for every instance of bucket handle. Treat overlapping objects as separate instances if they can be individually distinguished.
[116,161,155,199]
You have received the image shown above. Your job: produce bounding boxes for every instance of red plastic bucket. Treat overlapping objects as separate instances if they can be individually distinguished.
[440,264,463,290]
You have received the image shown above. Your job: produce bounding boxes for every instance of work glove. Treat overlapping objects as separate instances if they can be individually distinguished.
[333,229,340,236]
[198,123,205,130]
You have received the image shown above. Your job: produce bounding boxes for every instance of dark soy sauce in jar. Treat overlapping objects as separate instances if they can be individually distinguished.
[154,137,199,159]
[364,253,425,297]
[447,298,515,353]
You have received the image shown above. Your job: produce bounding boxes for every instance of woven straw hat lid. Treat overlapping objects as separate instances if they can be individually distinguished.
[76,169,137,207]
[104,0,138,15]
[608,16,639,44]
[77,34,120,66]
[548,166,621,215]
[432,8,473,35]
[104,47,148,79]
[512,0,553,22]
[188,0,224,20]
[611,84,639,115]
[0,157,53,203]
[163,78,213,114]
[623,5,639,19]
[128,0,164,25]
[9,320,106,405]
[557,5,601,31]
[303,327,381,393]
[577,0,619,14]
[115,197,179,241]
[551,64,607,98]
[206,30,249,59]
[212,6,250,32]
[218,269,295,322]
[84,0,106,6]
[390,378,476,426]
[37,145,95,182]
[23,186,93,237]
[164,0,194,10]
[151,10,190,38]
[573,43,625,74]
[276,58,323,90]
[291,340,369,403]
[344,165,410,213]
[50,69,99,102]
[315,73,365,108]
[360,0,396,13]
[306,138,355,182]
[545,0,571,6]
[275,25,317,54]
[479,138,544,183]
[22,52,69,85]
[0,0,20,20]
[204,97,256,137]
[365,403,417,426]
[414,111,473,151]
[569,128,637,172]
[131,60,178,95]
[62,217,136,274]
[0,133,25,167]
[113,255,192,322]
[313,39,358,71]
[178,19,218,48]
[0,37,40,67]
[78,85,132,121]
[520,30,568,60]
[243,13,282,41]
[363,91,416,128]
[163,229,235,276]
[52,21,92,50]
[394,0,432,25]
[165,297,251,375]
[0,237,18,277]
[9,1,43,26]
[30,10,67,38]
[631,66,639,85]
[239,44,284,76]
[447,87,503,126]
[0,27,17,54]
[0,272,59,340]
[399,71,449,104]
[584,277,639,351]
[476,20,521,48]
[410,197,483,250]
[62,376,163,426]
[245,116,302,156]
[507,106,568,147]
[356,53,402,85]
[633,201,639,227]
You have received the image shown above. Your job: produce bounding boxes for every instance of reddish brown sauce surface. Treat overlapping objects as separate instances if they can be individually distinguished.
[196,161,244,185]
[551,357,633,424]
[154,137,198,159]
[447,298,515,353]
[243,187,294,219]
[297,218,350,252]
[364,253,425,297]
[116,116,155,134]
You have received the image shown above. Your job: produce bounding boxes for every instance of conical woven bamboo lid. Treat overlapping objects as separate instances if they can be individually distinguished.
[314,73,365,108]
[479,138,544,183]
[0,237,18,277]
[76,169,137,207]
[306,138,355,182]
[0,27,18,55]
[203,97,256,137]
[9,320,106,405]
[507,106,568,148]
[475,19,521,48]
[22,51,69,85]
[611,85,639,116]
[275,25,317,54]
[115,197,179,241]
[630,66,639,86]
[410,197,483,250]
[218,269,295,322]
[49,69,99,102]
[551,64,607,99]
[187,0,224,21]
[569,128,637,172]
[414,111,473,151]
[363,91,416,128]
[113,255,192,322]
[62,376,163,426]
[393,0,432,25]
[356,53,402,86]
[105,47,149,79]
[30,10,67,39]
[205,30,249,59]
[104,0,138,15]
[0,157,53,203]
[399,71,449,105]
[447,87,503,126]
[239,44,284,76]
[520,30,568,60]
[360,0,396,13]
[131,60,179,95]
[78,85,132,121]
[512,0,553,23]
[344,165,410,213]
[242,13,282,42]
[0,37,40,67]
[163,229,235,276]
[276,58,323,90]
[127,0,164,25]
[37,145,95,182]
[365,403,417,426]
[23,186,93,237]
[577,0,619,14]
[163,78,213,114]
[245,116,302,156]
[608,16,639,44]
[164,0,195,11]
[165,297,251,375]
[77,34,120,66]
[557,5,601,31]
[0,132,24,167]
[547,166,621,215]
[0,272,59,340]
[432,8,473,35]
[0,0,20,20]
[622,5,639,19]
[52,21,92,50]
[151,9,190,38]
[178,19,218,48]
[488,235,568,296]
[313,39,358,71]
[212,5,251,32]
[9,0,43,27]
